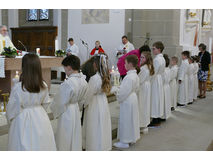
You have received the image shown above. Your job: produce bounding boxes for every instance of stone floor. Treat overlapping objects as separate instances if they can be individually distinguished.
[1,84,213,151]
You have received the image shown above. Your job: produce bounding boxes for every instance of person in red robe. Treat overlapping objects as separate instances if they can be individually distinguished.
[90,40,105,55]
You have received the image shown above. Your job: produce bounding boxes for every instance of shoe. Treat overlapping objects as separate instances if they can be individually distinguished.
[177,103,185,107]
[188,102,193,105]
[171,107,175,111]
[200,95,206,99]
[160,118,166,122]
[141,127,149,134]
[113,142,129,149]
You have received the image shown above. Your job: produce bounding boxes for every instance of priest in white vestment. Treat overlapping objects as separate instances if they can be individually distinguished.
[0,25,16,53]
[66,38,79,57]
[116,35,134,59]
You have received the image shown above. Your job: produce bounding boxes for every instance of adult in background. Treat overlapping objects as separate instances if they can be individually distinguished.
[66,38,79,57]
[0,25,16,53]
[90,40,105,56]
[117,45,151,79]
[197,43,211,98]
[116,35,135,59]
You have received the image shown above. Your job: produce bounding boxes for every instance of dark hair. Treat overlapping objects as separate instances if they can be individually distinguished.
[163,54,170,67]
[195,55,200,63]
[198,43,206,50]
[20,54,45,93]
[81,58,96,82]
[122,35,128,39]
[62,55,80,71]
[68,38,74,42]
[171,56,178,64]
[182,51,190,58]
[139,45,151,54]
[125,55,138,68]
[81,53,111,93]
[141,51,155,76]
[153,41,165,52]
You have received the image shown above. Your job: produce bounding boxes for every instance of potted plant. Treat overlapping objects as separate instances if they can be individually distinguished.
[1,47,18,58]
[55,49,66,57]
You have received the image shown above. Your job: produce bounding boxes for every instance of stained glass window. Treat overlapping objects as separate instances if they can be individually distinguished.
[39,9,49,20]
[28,9,38,21]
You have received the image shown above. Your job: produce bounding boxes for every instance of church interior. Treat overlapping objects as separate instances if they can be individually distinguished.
[0,9,213,152]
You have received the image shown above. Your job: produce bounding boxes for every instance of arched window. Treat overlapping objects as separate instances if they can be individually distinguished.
[27,9,49,21]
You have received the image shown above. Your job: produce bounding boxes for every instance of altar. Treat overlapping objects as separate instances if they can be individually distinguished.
[0,56,64,97]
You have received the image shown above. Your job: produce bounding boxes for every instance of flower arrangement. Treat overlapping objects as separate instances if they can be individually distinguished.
[55,49,66,57]
[1,47,18,58]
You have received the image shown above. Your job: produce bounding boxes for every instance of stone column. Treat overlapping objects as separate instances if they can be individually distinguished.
[125,9,183,59]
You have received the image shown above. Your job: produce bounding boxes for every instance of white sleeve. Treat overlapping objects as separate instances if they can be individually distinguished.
[84,75,101,106]
[153,58,160,76]
[178,62,185,81]
[6,85,22,123]
[138,67,148,85]
[50,82,72,119]
[116,77,133,103]
[170,68,176,81]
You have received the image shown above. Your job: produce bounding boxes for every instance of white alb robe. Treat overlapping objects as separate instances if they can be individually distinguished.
[0,34,16,53]
[170,65,178,108]
[138,65,151,128]
[83,73,112,151]
[162,67,171,119]
[51,73,88,151]
[6,82,56,151]
[116,70,140,143]
[177,59,189,105]
[116,41,135,58]
[66,43,79,57]
[193,62,199,100]
[151,54,165,118]
[188,63,195,103]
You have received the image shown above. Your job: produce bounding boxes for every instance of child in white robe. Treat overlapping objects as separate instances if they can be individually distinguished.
[162,54,171,120]
[188,57,195,104]
[82,54,112,151]
[50,55,88,151]
[112,55,140,149]
[177,51,190,107]
[193,56,199,100]
[6,54,56,151]
[170,56,178,111]
[138,51,154,134]
[149,41,165,126]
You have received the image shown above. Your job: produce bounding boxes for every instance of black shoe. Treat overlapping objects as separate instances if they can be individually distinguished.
[171,107,175,111]
[188,102,193,105]
[148,118,161,127]
[177,103,185,106]
[159,118,166,122]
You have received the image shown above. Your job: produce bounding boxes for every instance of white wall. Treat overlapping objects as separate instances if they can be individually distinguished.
[67,9,125,68]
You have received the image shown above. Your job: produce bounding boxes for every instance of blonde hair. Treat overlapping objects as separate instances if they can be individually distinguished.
[141,51,155,76]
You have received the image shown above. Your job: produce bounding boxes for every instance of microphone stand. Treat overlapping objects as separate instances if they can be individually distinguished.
[18,40,27,52]
[80,39,89,60]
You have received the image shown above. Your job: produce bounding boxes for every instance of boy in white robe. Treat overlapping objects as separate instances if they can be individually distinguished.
[188,57,195,104]
[177,51,190,107]
[162,54,171,120]
[112,55,140,149]
[51,55,88,151]
[149,41,165,126]
[170,56,178,111]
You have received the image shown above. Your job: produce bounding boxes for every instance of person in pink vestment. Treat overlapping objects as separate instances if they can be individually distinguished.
[117,45,151,79]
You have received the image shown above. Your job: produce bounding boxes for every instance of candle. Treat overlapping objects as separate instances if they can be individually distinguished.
[55,39,59,51]
[36,48,40,56]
